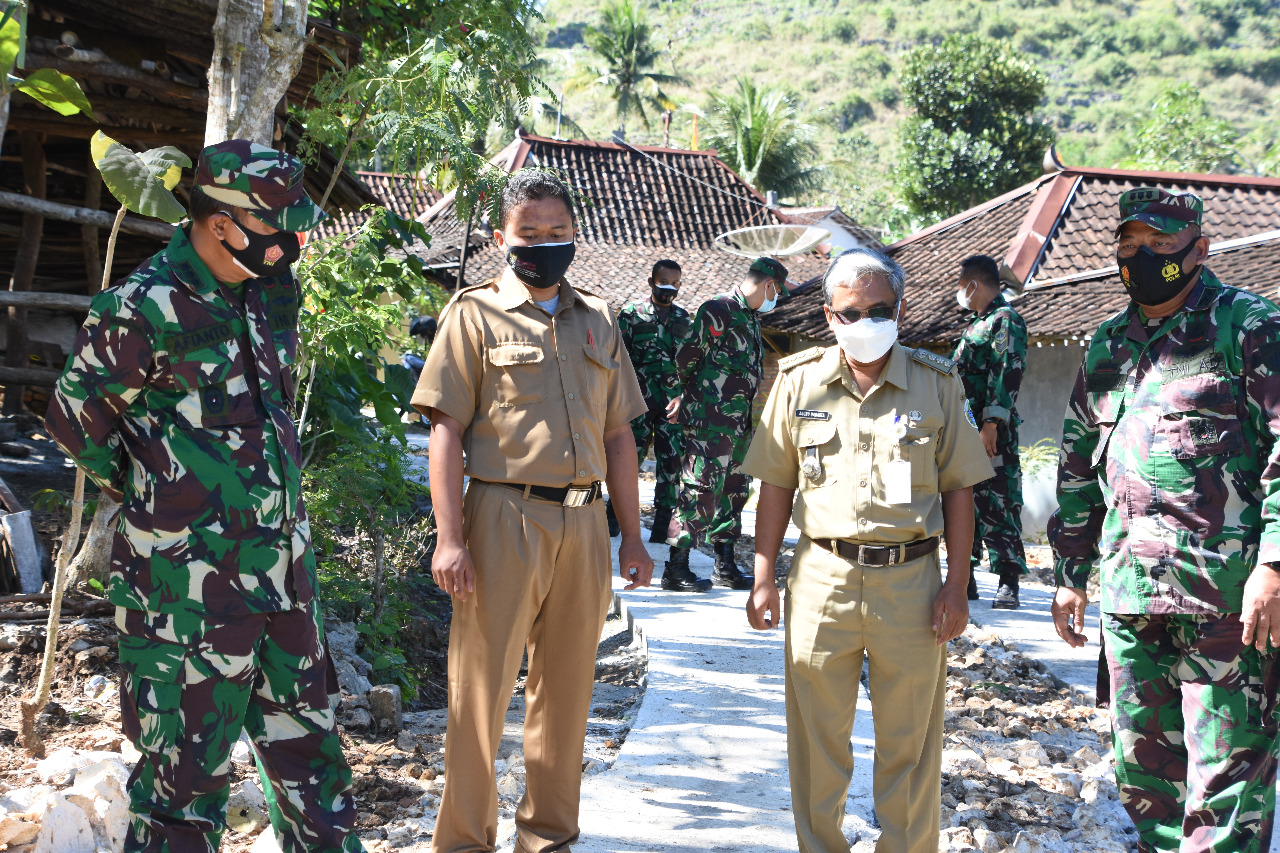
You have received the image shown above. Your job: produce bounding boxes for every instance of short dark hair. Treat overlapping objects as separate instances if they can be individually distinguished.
[498,169,575,229]
[959,254,1001,290]
[187,185,236,224]
[652,259,681,278]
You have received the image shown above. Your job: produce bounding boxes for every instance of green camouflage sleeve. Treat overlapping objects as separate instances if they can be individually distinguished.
[617,304,637,355]
[1047,355,1106,589]
[1245,323,1280,568]
[675,301,713,390]
[982,311,1027,424]
[45,290,155,503]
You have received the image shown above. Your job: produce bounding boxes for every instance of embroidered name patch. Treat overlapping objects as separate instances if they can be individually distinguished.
[796,409,831,421]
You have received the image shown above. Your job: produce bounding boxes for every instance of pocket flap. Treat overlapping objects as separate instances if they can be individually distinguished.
[489,343,544,366]
[584,344,619,370]
[794,419,837,448]
[118,635,187,684]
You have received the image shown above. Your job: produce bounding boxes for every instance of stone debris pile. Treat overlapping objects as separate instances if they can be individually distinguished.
[936,628,1137,853]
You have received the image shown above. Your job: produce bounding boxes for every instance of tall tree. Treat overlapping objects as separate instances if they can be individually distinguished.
[572,0,686,136]
[1124,82,1237,173]
[698,77,823,201]
[895,34,1054,221]
[207,0,310,145]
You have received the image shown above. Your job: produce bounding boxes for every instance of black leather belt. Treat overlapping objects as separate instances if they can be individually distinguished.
[481,480,604,507]
[812,536,940,567]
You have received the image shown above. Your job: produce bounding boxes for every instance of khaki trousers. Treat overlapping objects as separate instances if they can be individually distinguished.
[431,481,613,853]
[785,535,947,853]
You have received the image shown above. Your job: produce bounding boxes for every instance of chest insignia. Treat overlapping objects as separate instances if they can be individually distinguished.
[993,328,1009,354]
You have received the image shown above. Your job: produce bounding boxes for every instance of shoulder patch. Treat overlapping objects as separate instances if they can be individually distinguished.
[911,347,955,375]
[779,346,824,371]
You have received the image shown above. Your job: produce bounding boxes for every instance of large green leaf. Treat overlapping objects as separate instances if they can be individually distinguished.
[91,132,191,222]
[15,68,92,117]
[0,1,22,78]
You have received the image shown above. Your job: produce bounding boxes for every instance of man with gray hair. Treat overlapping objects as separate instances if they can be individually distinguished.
[743,247,992,853]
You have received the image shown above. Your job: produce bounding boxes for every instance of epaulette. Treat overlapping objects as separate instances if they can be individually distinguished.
[910,347,955,375]
[779,347,824,372]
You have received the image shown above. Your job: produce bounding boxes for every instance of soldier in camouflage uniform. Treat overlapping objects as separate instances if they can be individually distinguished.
[663,257,793,591]
[951,254,1028,609]
[607,259,692,541]
[46,140,360,853]
[1049,188,1280,853]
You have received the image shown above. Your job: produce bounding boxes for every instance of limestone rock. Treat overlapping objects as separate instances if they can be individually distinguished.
[368,685,403,732]
[227,780,269,834]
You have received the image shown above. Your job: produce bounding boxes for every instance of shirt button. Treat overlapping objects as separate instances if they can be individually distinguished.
[573,432,581,440]
[567,393,575,400]
[859,480,867,487]
[560,354,567,361]
[860,518,868,525]
[860,443,869,451]
[579,469,587,477]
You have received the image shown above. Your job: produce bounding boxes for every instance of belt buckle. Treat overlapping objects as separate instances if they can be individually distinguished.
[562,486,593,508]
[857,544,875,566]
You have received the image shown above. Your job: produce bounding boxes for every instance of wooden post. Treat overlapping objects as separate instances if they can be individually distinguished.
[82,147,103,292]
[3,133,46,415]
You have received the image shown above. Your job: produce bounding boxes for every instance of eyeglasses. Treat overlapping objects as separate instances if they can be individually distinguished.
[830,304,897,325]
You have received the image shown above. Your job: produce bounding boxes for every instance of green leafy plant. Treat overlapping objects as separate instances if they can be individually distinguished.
[1120,82,1238,173]
[1,2,93,120]
[1019,438,1060,481]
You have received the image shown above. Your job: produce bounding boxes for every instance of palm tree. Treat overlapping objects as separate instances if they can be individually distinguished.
[571,0,688,136]
[698,77,825,201]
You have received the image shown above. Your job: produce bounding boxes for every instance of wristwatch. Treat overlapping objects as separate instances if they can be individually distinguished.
[983,418,1002,426]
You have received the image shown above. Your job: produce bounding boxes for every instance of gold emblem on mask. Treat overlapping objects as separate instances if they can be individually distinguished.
[1161,261,1181,281]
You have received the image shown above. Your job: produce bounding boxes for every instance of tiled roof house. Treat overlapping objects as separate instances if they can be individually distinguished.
[768,163,1280,500]
[313,171,442,240]
[412,130,879,310]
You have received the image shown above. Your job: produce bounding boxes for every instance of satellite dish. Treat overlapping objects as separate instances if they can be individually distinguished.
[714,224,833,258]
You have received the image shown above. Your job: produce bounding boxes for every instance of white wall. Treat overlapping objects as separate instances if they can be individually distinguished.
[1015,342,1087,539]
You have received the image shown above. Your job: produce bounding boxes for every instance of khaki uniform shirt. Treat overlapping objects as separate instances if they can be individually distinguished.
[743,344,993,544]
[412,275,646,486]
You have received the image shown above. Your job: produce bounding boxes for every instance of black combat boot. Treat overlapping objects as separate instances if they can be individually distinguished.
[649,506,672,544]
[661,546,711,592]
[966,571,979,601]
[992,572,1020,610]
[605,499,620,538]
[712,540,754,590]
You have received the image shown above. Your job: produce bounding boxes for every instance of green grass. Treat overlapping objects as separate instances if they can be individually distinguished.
[530,0,1280,235]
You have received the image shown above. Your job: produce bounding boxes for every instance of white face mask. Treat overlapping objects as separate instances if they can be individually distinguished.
[831,306,900,364]
[956,281,976,310]
[757,283,779,313]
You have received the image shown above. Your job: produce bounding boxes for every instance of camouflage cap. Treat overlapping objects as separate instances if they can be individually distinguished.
[748,256,789,282]
[195,139,326,232]
[1116,186,1203,235]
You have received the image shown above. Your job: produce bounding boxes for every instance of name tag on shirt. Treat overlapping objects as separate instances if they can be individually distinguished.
[796,409,830,421]
[885,459,912,505]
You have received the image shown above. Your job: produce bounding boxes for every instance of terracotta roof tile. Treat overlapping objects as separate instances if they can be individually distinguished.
[312,172,442,240]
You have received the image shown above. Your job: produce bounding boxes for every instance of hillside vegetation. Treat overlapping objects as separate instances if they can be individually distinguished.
[532,0,1280,236]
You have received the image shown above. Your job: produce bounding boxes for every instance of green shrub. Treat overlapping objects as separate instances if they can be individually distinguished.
[815,15,857,43]
[845,46,892,81]
[833,93,874,130]
[872,82,899,107]
[1087,53,1135,87]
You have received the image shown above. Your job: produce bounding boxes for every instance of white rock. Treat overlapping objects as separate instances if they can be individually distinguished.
[231,735,255,766]
[496,772,521,799]
[1010,739,1049,768]
[0,811,41,848]
[66,757,130,851]
[119,739,142,768]
[35,749,121,785]
[33,792,95,853]
[83,675,108,699]
[368,685,403,732]
[385,824,413,848]
[941,746,987,775]
[227,780,269,834]
[972,827,1002,853]
[253,827,286,852]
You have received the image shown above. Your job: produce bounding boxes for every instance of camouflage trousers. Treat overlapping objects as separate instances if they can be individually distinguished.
[116,603,360,853]
[1105,612,1280,853]
[630,405,684,511]
[971,424,1026,579]
[666,428,752,548]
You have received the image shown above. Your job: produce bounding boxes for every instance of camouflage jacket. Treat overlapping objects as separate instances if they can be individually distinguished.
[45,226,314,618]
[951,293,1027,426]
[676,287,788,435]
[1048,270,1280,615]
[617,299,692,411]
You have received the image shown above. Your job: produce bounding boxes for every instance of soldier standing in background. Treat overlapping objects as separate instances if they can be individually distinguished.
[606,259,692,540]
[45,141,359,852]
[663,256,793,591]
[1050,187,1280,853]
[952,254,1028,609]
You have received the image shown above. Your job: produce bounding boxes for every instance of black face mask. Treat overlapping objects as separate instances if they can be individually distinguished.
[219,215,301,278]
[1117,241,1200,307]
[651,284,678,307]
[504,241,576,288]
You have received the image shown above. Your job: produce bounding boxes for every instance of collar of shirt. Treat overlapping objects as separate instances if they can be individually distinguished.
[817,343,911,396]
[729,287,750,311]
[495,272,579,314]
[164,224,294,298]
[976,291,1009,320]
[1123,268,1223,344]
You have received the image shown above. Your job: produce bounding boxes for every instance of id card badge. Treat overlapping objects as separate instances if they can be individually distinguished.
[884,459,912,505]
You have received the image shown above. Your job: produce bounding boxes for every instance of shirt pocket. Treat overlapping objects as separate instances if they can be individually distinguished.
[489,342,546,407]
[792,419,839,488]
[903,426,940,491]
[168,348,258,430]
[1156,374,1243,460]
[582,344,619,411]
